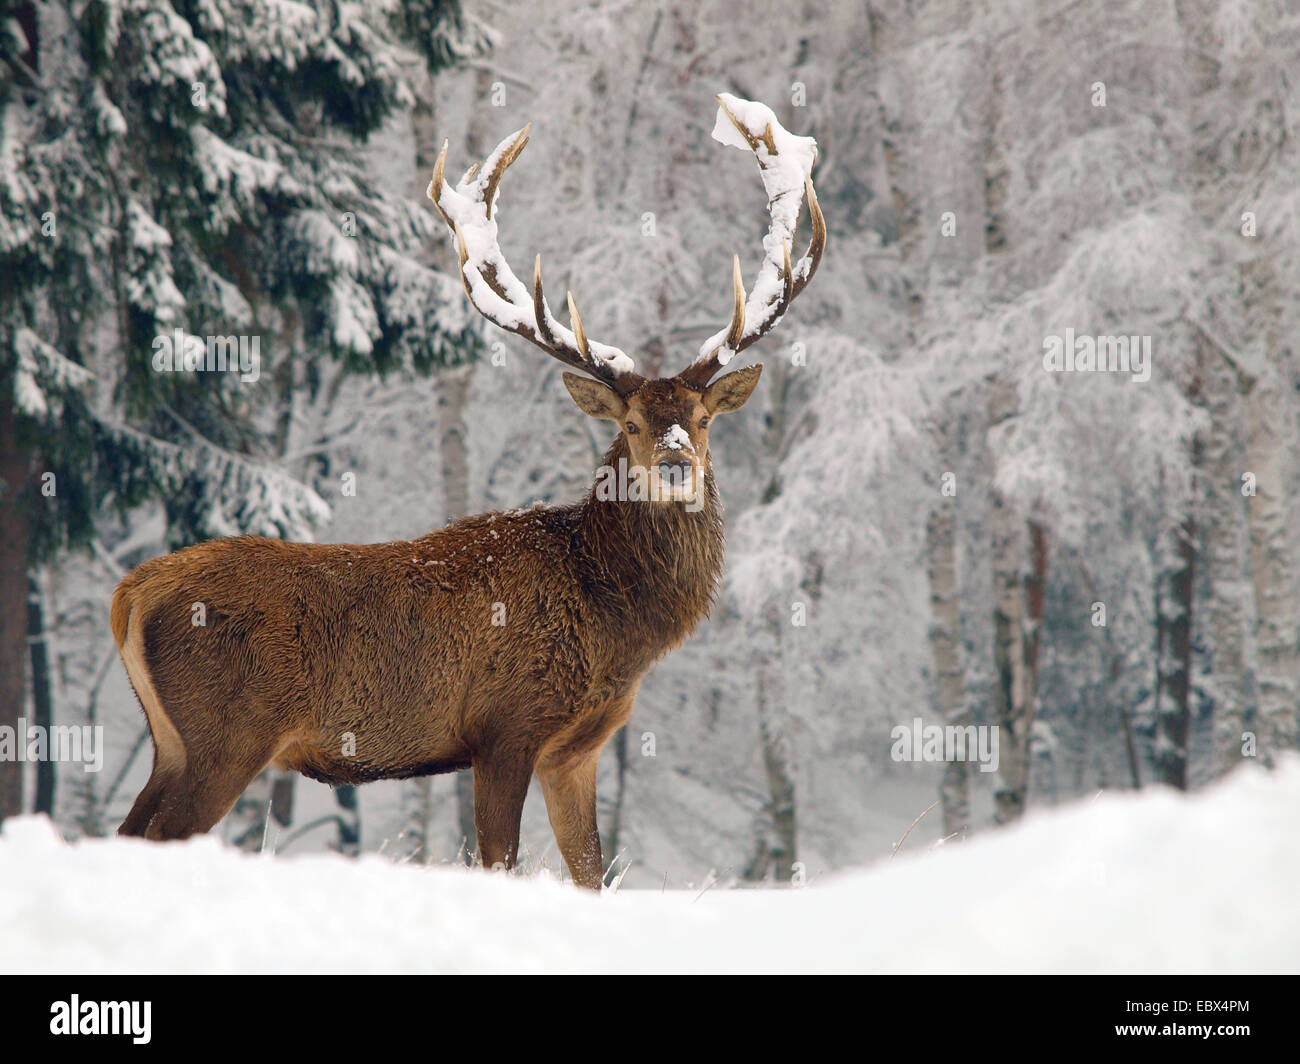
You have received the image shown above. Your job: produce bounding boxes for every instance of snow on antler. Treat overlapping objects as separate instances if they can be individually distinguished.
[682,94,825,387]
[427,128,641,390]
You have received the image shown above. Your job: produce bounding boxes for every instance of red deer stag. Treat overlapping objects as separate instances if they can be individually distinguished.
[112,94,824,889]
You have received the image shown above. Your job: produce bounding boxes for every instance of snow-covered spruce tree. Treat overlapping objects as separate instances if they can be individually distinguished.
[0,0,485,824]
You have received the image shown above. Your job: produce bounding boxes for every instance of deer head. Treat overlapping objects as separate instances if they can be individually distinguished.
[427,94,825,504]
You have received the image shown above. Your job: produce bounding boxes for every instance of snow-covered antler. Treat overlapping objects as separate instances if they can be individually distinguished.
[678,94,826,390]
[428,128,646,396]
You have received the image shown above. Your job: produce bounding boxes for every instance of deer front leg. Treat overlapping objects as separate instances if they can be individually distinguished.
[471,754,533,873]
[537,754,603,891]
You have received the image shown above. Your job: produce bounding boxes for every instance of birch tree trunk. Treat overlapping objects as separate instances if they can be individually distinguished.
[988,379,1033,824]
[743,603,796,883]
[911,16,988,835]
[743,360,798,882]
[1232,253,1299,764]
[977,37,1042,825]
[1240,358,1299,763]
[1174,6,1253,778]
[926,506,970,837]
[756,635,797,880]
[1201,348,1250,773]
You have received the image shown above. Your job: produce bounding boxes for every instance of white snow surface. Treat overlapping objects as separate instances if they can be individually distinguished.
[2,760,1296,974]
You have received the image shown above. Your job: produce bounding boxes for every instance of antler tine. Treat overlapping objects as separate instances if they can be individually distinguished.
[482,126,530,221]
[430,140,453,230]
[533,253,559,350]
[428,128,645,395]
[451,221,472,296]
[795,173,827,296]
[567,292,589,359]
[678,95,826,390]
[725,254,746,351]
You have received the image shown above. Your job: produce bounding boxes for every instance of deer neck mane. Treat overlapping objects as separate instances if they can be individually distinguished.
[574,434,727,652]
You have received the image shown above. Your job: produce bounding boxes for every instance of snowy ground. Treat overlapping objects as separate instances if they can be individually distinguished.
[2,760,1296,974]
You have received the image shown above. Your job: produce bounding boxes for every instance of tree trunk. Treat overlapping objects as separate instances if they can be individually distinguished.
[0,389,34,822]
[911,18,988,835]
[27,572,55,815]
[926,506,970,838]
[1024,521,1048,694]
[1240,359,1298,763]
[331,783,360,856]
[1154,510,1196,789]
[230,770,295,851]
[1118,682,1143,789]
[1155,360,1202,791]
[988,380,1033,824]
[742,362,798,882]
[989,506,1030,823]
[1201,348,1250,773]
[747,609,797,883]
[1174,6,1252,779]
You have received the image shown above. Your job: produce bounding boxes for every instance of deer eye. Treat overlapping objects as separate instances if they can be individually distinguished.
[625,422,639,435]
[698,416,710,429]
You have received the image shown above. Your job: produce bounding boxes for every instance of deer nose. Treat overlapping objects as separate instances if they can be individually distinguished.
[658,459,692,482]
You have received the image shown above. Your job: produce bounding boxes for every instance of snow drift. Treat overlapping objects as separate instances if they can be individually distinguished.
[2,760,1296,974]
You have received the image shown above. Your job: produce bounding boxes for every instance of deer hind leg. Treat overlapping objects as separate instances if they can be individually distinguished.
[118,754,181,837]
[117,610,188,838]
[471,753,535,873]
[145,738,278,842]
[537,753,602,891]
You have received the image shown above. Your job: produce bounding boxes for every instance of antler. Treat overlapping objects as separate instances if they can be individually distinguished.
[677,94,826,390]
[428,128,646,396]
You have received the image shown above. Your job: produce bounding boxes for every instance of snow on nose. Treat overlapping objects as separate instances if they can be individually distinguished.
[659,423,695,456]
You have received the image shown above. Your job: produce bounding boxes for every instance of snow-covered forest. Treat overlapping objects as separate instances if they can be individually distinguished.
[3,0,1299,953]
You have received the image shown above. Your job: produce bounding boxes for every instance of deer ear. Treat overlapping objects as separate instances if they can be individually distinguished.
[702,364,762,414]
[562,373,627,421]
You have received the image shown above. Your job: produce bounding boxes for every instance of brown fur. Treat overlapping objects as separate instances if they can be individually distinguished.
[112,373,747,889]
